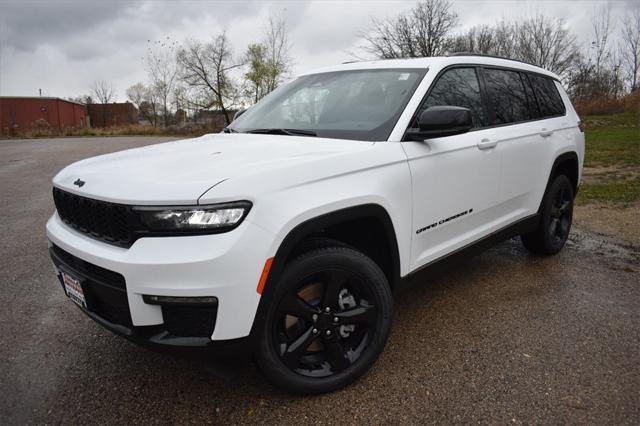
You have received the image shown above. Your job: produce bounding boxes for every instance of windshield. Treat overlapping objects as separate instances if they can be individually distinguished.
[229,68,426,141]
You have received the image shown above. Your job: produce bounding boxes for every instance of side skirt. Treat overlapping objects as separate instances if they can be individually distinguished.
[400,213,540,285]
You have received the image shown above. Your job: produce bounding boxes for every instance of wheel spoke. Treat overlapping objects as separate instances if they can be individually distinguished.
[559,217,570,236]
[559,200,571,215]
[557,187,565,206]
[336,303,377,325]
[279,294,318,320]
[321,270,348,309]
[281,326,317,368]
[324,338,351,373]
[549,217,559,238]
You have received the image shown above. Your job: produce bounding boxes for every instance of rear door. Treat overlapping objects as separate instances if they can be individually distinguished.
[402,66,502,270]
[491,70,568,217]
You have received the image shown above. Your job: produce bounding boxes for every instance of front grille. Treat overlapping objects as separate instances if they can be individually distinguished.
[53,187,136,247]
[162,305,217,338]
[50,245,133,329]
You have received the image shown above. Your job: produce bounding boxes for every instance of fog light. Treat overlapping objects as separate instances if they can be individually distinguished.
[143,295,218,306]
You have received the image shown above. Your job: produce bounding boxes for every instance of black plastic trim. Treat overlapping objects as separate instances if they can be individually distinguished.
[77,303,250,369]
[248,204,401,344]
[403,213,540,281]
[142,295,219,306]
[542,152,580,203]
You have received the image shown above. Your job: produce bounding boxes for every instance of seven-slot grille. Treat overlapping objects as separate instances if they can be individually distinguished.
[53,187,135,247]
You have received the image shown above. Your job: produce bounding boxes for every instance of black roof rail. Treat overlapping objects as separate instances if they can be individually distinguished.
[447,52,538,68]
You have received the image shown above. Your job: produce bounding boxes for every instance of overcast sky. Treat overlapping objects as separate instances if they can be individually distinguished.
[0,0,632,100]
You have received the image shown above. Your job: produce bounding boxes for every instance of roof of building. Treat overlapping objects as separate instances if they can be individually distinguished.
[0,96,86,107]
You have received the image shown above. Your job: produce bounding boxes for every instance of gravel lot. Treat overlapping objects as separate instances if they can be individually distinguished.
[1,136,638,424]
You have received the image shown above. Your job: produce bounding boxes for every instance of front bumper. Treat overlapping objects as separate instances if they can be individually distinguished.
[46,212,275,341]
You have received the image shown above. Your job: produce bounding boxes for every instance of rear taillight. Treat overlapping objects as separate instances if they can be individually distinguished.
[578,121,584,132]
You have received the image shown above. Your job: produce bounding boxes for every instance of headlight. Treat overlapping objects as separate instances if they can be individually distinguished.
[134,201,252,233]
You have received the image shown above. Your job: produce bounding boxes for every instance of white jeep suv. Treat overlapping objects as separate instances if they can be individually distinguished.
[47,55,584,394]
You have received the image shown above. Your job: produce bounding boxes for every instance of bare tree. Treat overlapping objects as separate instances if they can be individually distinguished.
[68,94,94,105]
[361,0,458,58]
[91,81,114,104]
[126,82,158,126]
[448,22,515,57]
[263,13,292,93]
[492,20,518,58]
[515,14,579,79]
[620,8,640,92]
[590,4,612,75]
[243,13,293,103]
[91,81,115,126]
[177,32,242,125]
[147,38,179,127]
[447,15,576,79]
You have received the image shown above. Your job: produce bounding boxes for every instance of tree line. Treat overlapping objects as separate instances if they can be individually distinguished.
[79,1,639,128]
[362,0,639,111]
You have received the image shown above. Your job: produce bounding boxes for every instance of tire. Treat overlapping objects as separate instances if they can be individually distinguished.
[521,174,574,255]
[255,245,393,394]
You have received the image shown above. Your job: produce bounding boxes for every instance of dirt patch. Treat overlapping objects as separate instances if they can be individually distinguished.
[574,202,640,248]
[581,164,639,185]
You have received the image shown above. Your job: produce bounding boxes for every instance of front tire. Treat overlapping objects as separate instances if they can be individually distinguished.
[521,174,574,255]
[255,245,392,394]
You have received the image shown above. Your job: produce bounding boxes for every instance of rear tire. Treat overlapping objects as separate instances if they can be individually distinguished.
[521,174,574,255]
[255,245,392,394]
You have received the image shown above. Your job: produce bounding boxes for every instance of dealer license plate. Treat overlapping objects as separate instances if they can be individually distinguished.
[61,271,86,309]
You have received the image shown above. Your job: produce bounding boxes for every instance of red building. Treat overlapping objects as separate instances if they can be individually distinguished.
[0,97,87,136]
[87,103,139,127]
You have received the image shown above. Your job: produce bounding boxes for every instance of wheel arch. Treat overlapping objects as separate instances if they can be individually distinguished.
[248,204,401,342]
[551,151,580,193]
[542,151,580,209]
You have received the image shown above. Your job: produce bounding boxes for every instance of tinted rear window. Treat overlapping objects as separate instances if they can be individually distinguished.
[529,75,565,118]
[484,68,533,125]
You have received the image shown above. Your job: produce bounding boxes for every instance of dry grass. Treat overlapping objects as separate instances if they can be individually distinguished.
[574,91,640,117]
[1,124,218,140]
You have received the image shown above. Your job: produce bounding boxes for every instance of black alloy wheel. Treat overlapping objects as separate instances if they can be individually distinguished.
[522,174,575,255]
[274,268,377,377]
[256,245,392,394]
[548,181,573,248]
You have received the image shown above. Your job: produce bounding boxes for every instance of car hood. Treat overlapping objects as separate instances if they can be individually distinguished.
[52,133,377,205]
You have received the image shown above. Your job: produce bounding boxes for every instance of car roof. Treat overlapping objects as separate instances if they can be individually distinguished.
[298,56,560,81]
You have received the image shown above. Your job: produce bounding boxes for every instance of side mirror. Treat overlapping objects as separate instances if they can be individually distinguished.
[233,109,246,121]
[406,106,473,140]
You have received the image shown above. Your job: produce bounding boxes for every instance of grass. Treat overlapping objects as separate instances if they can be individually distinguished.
[1,124,214,140]
[578,176,640,205]
[577,112,640,205]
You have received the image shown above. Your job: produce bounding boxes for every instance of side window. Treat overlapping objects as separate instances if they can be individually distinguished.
[529,74,566,118]
[520,73,540,119]
[420,67,485,128]
[483,68,532,125]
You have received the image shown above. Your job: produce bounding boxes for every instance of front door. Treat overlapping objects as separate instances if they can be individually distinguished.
[402,67,502,270]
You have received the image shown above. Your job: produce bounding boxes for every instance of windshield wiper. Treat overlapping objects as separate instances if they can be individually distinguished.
[222,127,238,133]
[243,128,317,137]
